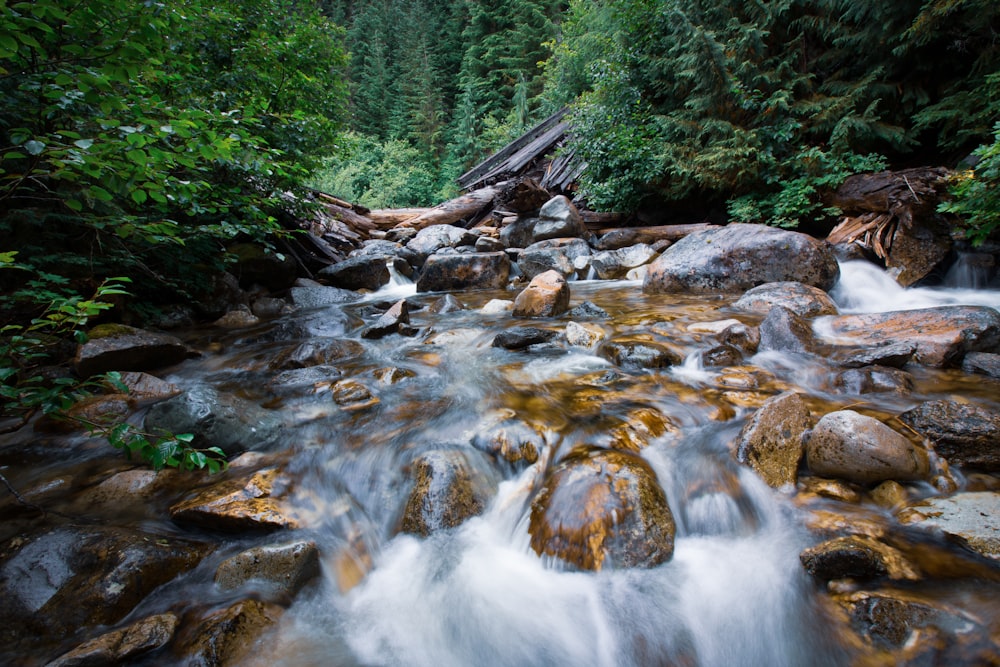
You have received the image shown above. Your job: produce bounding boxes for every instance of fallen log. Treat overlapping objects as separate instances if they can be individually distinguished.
[594,223,720,250]
[393,185,499,231]
[368,208,433,229]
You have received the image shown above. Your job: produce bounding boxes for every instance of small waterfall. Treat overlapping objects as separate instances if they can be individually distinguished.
[943,251,997,289]
[831,260,1000,313]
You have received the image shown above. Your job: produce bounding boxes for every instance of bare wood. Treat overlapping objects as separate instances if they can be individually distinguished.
[319,202,376,232]
[582,211,627,228]
[368,208,432,229]
[394,186,498,231]
[594,223,719,250]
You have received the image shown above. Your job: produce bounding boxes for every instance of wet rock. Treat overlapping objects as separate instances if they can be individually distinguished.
[533,195,586,242]
[529,448,675,571]
[318,255,394,291]
[193,270,246,320]
[733,281,839,317]
[331,379,379,410]
[701,343,743,367]
[883,215,953,287]
[78,468,167,509]
[399,449,498,536]
[45,612,179,667]
[351,239,405,258]
[251,296,291,319]
[899,491,1000,558]
[565,321,606,349]
[475,235,505,252]
[176,599,283,667]
[518,238,591,279]
[831,366,914,395]
[716,320,760,354]
[428,294,465,313]
[601,339,683,370]
[736,392,811,488]
[170,468,300,532]
[361,299,412,339]
[830,342,916,369]
[758,305,814,354]
[288,285,359,309]
[270,338,365,370]
[608,407,676,453]
[481,299,513,314]
[841,590,989,655]
[800,536,889,581]
[805,410,931,484]
[962,351,1000,379]
[74,325,191,377]
[899,399,1000,471]
[643,223,840,294]
[589,244,657,280]
[144,384,281,456]
[268,366,341,394]
[512,270,571,318]
[870,480,909,509]
[499,216,535,248]
[471,419,544,468]
[228,242,298,291]
[214,541,320,599]
[567,300,610,320]
[815,305,1000,368]
[416,252,511,292]
[492,326,559,350]
[0,526,209,642]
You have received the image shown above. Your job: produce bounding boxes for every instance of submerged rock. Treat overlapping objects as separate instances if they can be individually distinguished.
[736,392,811,488]
[170,468,300,532]
[800,536,889,581]
[600,339,683,370]
[733,281,838,317]
[831,366,914,396]
[470,419,544,469]
[399,449,498,537]
[962,351,1000,378]
[805,410,930,484]
[899,491,1000,559]
[45,612,179,667]
[899,399,1000,471]
[361,299,413,339]
[492,326,559,350]
[529,448,675,571]
[643,223,839,294]
[318,254,394,291]
[176,598,283,667]
[214,541,321,599]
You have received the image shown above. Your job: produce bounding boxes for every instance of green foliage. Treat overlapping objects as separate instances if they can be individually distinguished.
[939,122,1000,246]
[0,0,348,306]
[104,420,227,473]
[309,133,439,208]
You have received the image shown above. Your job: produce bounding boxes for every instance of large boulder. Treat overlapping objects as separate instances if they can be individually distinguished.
[406,224,478,265]
[529,448,675,571]
[533,195,587,242]
[144,384,281,456]
[518,237,591,279]
[0,526,208,643]
[74,325,191,377]
[214,540,321,598]
[318,255,399,291]
[589,244,658,280]
[736,392,811,488]
[416,252,511,293]
[815,306,1000,368]
[733,281,838,317]
[643,223,839,294]
[45,613,179,667]
[399,449,498,536]
[175,599,283,667]
[898,400,1000,471]
[804,410,931,484]
[512,270,571,318]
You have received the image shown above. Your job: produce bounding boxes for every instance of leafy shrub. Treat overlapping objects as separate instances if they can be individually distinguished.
[939,122,1000,246]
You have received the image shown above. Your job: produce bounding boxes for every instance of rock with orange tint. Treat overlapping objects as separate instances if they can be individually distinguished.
[815,306,1000,368]
[512,269,570,318]
[529,448,675,571]
[399,449,498,536]
[170,468,300,532]
[736,392,811,488]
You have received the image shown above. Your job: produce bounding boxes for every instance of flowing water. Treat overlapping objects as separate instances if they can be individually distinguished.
[4,262,1000,666]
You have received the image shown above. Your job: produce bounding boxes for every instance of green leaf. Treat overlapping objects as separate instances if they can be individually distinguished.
[131,189,148,204]
[24,140,45,156]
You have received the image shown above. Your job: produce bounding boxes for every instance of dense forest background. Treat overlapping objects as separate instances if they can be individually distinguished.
[1,0,998,312]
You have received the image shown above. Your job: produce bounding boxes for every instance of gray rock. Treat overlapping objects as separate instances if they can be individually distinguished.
[759,306,814,354]
[643,223,840,294]
[470,419,544,469]
[318,255,393,291]
[589,244,657,280]
[269,338,365,370]
[900,491,1000,559]
[962,351,1000,379]
[533,195,587,242]
[416,252,511,292]
[600,339,683,370]
[144,384,281,456]
[499,217,535,248]
[805,410,930,484]
[74,325,191,377]
[733,281,838,317]
[399,449,498,536]
[288,285,360,309]
[832,366,914,395]
[406,224,478,265]
[568,301,610,320]
[831,342,916,369]
[492,326,559,350]
[361,299,412,339]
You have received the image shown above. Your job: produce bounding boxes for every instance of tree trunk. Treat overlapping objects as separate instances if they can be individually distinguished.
[594,223,719,250]
[368,208,433,229]
[393,186,498,231]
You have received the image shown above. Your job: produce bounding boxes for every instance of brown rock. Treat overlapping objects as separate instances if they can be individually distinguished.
[170,468,300,532]
[74,325,191,377]
[177,599,283,667]
[46,612,179,667]
[600,339,683,369]
[416,252,511,292]
[471,420,544,468]
[800,536,889,581]
[805,410,930,484]
[512,270,570,318]
[214,541,320,599]
[815,306,1000,368]
[736,392,811,488]
[733,281,838,317]
[400,450,498,536]
[529,448,675,571]
[113,371,182,404]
